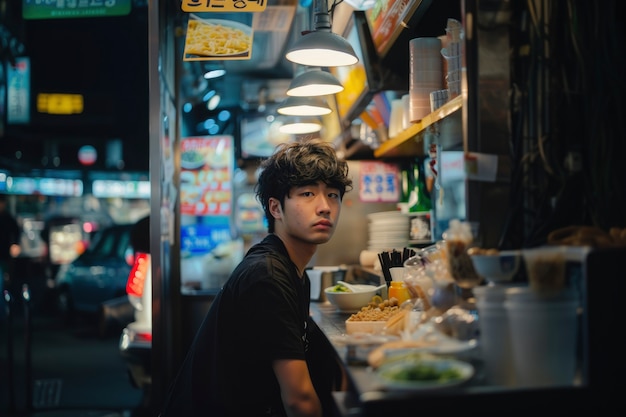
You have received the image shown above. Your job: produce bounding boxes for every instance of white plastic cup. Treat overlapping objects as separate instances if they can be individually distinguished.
[401,94,410,129]
[388,99,405,138]
[477,301,515,386]
[504,287,579,387]
[475,285,516,386]
[389,267,406,282]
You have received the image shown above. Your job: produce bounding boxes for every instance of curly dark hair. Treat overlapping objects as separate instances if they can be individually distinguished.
[255,140,353,233]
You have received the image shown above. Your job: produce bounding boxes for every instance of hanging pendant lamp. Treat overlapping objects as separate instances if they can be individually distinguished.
[277,96,332,116]
[285,0,358,67]
[286,68,344,97]
[278,116,323,135]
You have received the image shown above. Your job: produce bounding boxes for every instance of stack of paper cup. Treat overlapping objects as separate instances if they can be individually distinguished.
[430,89,449,112]
[441,19,463,97]
[409,37,443,123]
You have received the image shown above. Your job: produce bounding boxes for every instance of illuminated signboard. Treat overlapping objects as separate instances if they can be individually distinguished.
[0,171,8,192]
[6,177,84,197]
[0,63,5,137]
[7,57,30,125]
[366,0,416,58]
[180,135,233,216]
[92,180,150,199]
[182,0,267,13]
[22,0,132,20]
[37,93,84,115]
[181,223,232,255]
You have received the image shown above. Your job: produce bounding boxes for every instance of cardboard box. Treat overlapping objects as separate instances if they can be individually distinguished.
[345,319,388,334]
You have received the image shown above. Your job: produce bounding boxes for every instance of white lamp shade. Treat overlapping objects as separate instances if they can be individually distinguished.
[279,118,323,134]
[277,96,332,116]
[287,69,344,97]
[285,31,359,67]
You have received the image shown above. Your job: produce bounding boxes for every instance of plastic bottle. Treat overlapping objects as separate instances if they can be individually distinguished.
[388,281,411,305]
[397,161,413,214]
[387,267,411,304]
[407,157,434,246]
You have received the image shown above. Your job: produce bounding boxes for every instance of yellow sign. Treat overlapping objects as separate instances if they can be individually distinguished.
[182,0,267,13]
[37,93,84,115]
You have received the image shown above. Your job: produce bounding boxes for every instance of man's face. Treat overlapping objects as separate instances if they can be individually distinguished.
[272,181,342,245]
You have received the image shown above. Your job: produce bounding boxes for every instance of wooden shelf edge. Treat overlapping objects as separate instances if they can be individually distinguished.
[374,95,463,158]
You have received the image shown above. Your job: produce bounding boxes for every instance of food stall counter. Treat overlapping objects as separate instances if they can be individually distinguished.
[309,300,595,417]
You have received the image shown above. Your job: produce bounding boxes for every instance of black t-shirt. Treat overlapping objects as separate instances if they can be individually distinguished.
[161,234,312,417]
[217,234,311,415]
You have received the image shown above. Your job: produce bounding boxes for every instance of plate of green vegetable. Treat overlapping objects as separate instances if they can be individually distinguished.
[376,357,474,391]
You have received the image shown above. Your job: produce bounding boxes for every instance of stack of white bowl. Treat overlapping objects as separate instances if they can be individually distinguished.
[367,211,409,251]
[409,37,443,123]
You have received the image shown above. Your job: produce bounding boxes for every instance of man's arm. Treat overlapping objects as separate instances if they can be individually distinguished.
[273,358,322,417]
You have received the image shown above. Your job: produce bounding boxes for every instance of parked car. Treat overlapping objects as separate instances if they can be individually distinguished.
[55,223,135,322]
[119,252,152,410]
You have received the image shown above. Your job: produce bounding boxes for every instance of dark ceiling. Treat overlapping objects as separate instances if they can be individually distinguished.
[1,1,309,173]
[0,0,454,173]
[178,1,307,112]
[1,3,149,173]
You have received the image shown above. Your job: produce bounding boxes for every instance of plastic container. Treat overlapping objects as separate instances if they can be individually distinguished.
[388,281,411,305]
[504,287,579,387]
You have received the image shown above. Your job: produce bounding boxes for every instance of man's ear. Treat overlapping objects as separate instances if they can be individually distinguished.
[268,197,282,220]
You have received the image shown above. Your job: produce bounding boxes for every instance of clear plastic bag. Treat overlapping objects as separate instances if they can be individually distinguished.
[442,220,481,289]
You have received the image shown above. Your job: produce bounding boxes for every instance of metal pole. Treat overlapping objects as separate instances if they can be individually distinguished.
[4,290,16,414]
[22,284,33,413]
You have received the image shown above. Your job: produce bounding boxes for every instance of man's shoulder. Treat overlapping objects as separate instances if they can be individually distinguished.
[245,235,291,266]
[236,248,291,279]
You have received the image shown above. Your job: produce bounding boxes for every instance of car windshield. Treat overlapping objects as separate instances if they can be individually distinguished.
[86,226,132,259]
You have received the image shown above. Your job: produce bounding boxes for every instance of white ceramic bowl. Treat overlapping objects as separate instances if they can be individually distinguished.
[324,284,379,313]
[469,250,522,283]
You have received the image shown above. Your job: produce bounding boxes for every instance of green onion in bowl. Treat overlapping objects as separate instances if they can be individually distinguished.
[328,283,353,293]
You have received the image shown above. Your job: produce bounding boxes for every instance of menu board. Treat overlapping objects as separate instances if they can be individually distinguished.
[180,136,233,216]
[330,11,381,125]
[366,0,420,57]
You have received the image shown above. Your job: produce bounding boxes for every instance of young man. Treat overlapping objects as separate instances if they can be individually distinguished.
[161,140,353,417]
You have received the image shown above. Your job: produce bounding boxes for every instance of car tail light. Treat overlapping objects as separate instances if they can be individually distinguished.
[134,331,152,343]
[126,253,150,298]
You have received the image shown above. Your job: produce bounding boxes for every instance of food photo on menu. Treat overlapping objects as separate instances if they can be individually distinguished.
[180,136,233,216]
[183,12,254,61]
